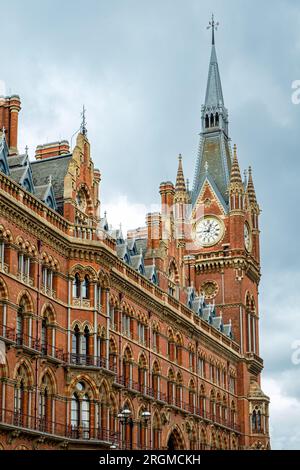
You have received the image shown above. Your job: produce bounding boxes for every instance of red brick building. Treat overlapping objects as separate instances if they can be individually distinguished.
[0,24,270,450]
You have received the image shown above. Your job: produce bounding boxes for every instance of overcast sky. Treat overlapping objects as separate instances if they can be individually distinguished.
[1,0,300,449]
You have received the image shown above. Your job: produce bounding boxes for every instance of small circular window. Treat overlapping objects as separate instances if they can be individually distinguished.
[76,382,84,392]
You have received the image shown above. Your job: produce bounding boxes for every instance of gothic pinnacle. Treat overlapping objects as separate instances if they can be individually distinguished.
[175,154,186,193]
[229,144,243,192]
[247,166,258,205]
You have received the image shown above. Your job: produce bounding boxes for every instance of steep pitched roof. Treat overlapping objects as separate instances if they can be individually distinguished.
[31,153,72,205]
[205,45,224,107]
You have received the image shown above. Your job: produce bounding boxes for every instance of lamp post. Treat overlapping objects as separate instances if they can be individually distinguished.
[118,408,151,450]
[118,408,133,450]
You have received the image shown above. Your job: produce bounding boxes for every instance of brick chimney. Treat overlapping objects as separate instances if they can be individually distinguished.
[35,140,70,160]
[0,95,21,155]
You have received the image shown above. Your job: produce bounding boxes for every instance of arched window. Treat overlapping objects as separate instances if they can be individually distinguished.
[73,273,81,299]
[14,379,25,426]
[210,391,216,419]
[109,338,117,372]
[71,325,81,363]
[14,364,30,427]
[97,329,106,368]
[175,334,183,365]
[210,113,214,127]
[152,362,160,400]
[82,275,90,299]
[82,326,90,363]
[152,413,161,449]
[39,374,53,433]
[123,348,132,387]
[252,410,257,432]
[189,380,196,413]
[257,410,261,432]
[137,409,146,450]
[82,394,90,438]
[70,382,91,440]
[71,393,80,434]
[41,318,48,355]
[230,401,236,428]
[175,373,183,408]
[199,385,205,416]
[215,112,219,126]
[167,370,175,405]
[138,355,147,394]
[16,307,24,345]
[167,331,175,361]
[205,114,209,128]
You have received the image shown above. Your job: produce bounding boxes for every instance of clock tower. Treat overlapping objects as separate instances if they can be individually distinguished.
[146,15,270,449]
[184,16,269,449]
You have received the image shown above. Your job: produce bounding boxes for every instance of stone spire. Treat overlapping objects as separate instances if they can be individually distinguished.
[175,154,189,203]
[247,167,259,208]
[229,144,243,191]
[247,167,257,202]
[192,17,231,208]
[205,17,224,109]
[175,154,186,192]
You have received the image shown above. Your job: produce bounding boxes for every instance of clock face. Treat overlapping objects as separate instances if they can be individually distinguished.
[196,217,224,246]
[244,223,251,251]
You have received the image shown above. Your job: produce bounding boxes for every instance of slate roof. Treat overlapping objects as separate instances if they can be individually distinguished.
[31,154,72,204]
[205,45,224,107]
[9,166,29,185]
[192,131,232,207]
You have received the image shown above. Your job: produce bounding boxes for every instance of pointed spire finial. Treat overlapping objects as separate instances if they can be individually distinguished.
[207,13,219,45]
[47,175,52,185]
[80,105,87,136]
[229,144,243,191]
[247,166,258,206]
[25,145,28,156]
[233,143,237,158]
[175,153,186,193]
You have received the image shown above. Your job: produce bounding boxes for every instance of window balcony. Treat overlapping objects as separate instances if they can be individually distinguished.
[0,408,120,444]
[15,334,64,361]
[64,353,117,373]
[0,322,15,342]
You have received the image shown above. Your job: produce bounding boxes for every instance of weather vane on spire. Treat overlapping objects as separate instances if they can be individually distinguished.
[207,13,219,45]
[80,105,87,136]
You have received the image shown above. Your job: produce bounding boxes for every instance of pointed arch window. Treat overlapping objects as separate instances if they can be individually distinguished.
[82,326,90,363]
[82,275,90,299]
[71,393,80,435]
[82,394,90,438]
[16,308,24,345]
[205,114,209,128]
[41,318,48,355]
[73,273,81,299]
[71,325,81,364]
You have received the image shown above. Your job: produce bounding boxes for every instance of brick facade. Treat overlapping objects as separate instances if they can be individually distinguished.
[0,29,270,451]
